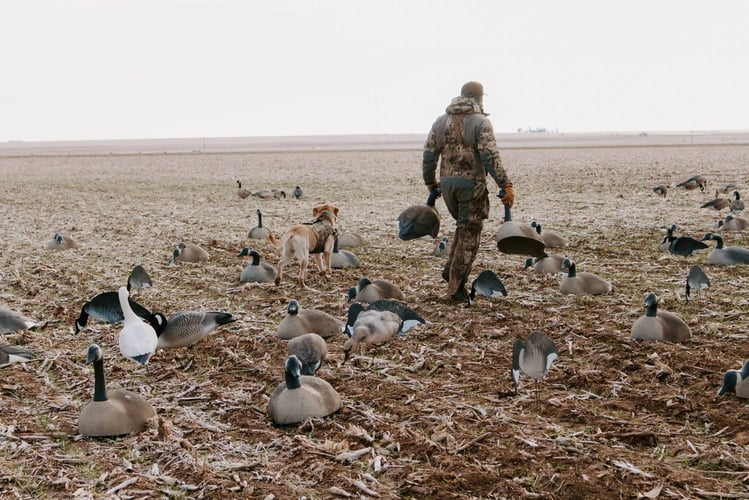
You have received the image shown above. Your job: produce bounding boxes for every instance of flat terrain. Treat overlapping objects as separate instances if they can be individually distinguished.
[2,133,749,498]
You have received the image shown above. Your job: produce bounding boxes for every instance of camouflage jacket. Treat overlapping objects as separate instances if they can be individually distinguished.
[422,96,509,187]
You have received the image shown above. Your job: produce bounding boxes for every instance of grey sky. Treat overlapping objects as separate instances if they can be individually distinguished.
[2,0,748,142]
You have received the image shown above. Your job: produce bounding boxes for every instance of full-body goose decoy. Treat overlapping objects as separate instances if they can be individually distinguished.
[718,360,749,398]
[512,331,558,400]
[630,292,691,342]
[495,202,546,258]
[287,333,327,375]
[267,354,341,425]
[653,185,668,198]
[75,291,153,334]
[731,191,745,215]
[117,287,158,365]
[701,232,749,266]
[701,192,730,212]
[559,259,612,295]
[396,188,441,241]
[330,229,360,269]
[530,221,570,248]
[0,345,37,367]
[46,232,77,250]
[78,344,156,437]
[252,189,286,200]
[343,309,401,363]
[172,242,210,264]
[685,265,710,303]
[718,215,749,232]
[236,180,251,199]
[150,311,236,349]
[337,230,364,248]
[276,300,343,340]
[127,265,152,292]
[524,253,566,274]
[661,225,709,257]
[677,175,707,192]
[0,306,36,334]
[238,247,277,283]
[248,209,271,240]
[468,270,507,306]
[344,300,425,337]
[347,277,404,303]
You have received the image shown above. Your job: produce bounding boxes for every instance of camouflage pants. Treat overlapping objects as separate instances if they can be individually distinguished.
[441,178,489,297]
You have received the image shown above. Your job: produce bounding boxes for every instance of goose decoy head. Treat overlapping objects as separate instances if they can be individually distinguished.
[284,354,303,389]
[86,343,103,366]
[344,302,366,337]
[643,292,658,316]
[561,258,575,276]
[287,300,299,316]
[718,370,740,396]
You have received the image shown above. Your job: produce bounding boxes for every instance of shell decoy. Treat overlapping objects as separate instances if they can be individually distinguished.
[685,265,710,303]
[347,277,404,303]
[277,300,343,340]
[292,186,303,200]
[248,209,271,240]
[701,232,749,266]
[630,292,691,343]
[717,360,749,398]
[396,188,441,241]
[718,215,749,232]
[127,265,152,292]
[237,180,251,199]
[344,299,425,337]
[343,309,402,363]
[287,333,327,375]
[468,270,508,306]
[559,259,612,295]
[530,221,570,248]
[677,175,707,192]
[653,185,667,198]
[46,232,77,250]
[172,242,210,264]
[524,253,566,274]
[238,247,277,283]
[330,229,360,269]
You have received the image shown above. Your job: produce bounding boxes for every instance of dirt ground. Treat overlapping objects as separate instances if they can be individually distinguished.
[2,133,749,499]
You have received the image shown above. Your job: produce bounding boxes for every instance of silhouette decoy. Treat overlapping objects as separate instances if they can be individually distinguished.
[630,292,691,343]
[512,331,558,400]
[718,360,749,398]
[701,233,749,265]
[468,270,507,306]
[127,265,152,292]
[701,193,730,212]
[685,265,710,302]
[248,209,271,240]
[396,188,441,240]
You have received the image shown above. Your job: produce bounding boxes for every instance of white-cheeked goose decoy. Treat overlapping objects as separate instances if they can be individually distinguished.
[468,270,507,306]
[238,248,277,283]
[172,242,210,263]
[701,232,749,266]
[685,265,710,303]
[630,292,691,343]
[512,331,558,400]
[46,232,77,250]
[248,209,271,240]
[343,309,402,363]
[559,259,612,295]
[276,300,343,340]
[287,333,327,375]
[718,359,749,398]
[347,277,404,303]
[0,344,37,367]
[330,229,360,269]
[150,311,236,349]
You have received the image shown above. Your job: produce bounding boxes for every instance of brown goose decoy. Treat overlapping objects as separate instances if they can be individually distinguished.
[238,248,277,283]
[701,192,730,212]
[530,221,570,248]
[46,232,77,250]
[731,191,745,215]
[524,253,566,274]
[559,259,612,295]
[685,265,710,303]
[652,185,668,198]
[171,242,210,263]
[718,214,749,232]
[347,277,404,303]
[396,188,441,241]
[287,333,327,375]
[677,175,707,192]
[276,300,343,340]
[630,292,691,343]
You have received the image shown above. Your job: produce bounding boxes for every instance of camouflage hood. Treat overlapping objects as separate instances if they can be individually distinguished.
[445,96,484,115]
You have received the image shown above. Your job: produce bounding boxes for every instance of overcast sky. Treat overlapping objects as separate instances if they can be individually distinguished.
[2,0,748,142]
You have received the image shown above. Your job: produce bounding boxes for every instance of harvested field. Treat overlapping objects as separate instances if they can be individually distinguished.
[2,133,749,498]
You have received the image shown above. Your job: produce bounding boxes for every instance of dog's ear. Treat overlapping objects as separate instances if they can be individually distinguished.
[331,206,340,217]
[312,205,322,217]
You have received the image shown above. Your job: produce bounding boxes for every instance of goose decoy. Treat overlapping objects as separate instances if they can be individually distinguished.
[718,360,749,398]
[495,201,546,258]
[343,309,401,363]
[685,265,710,303]
[344,299,425,337]
[248,209,271,240]
[701,192,730,211]
[468,270,507,306]
[267,354,341,425]
[330,229,360,269]
[523,253,566,274]
[347,277,404,303]
[236,180,251,199]
[171,242,210,263]
[396,188,441,241]
[117,287,158,365]
[433,236,450,257]
[512,331,557,400]
[653,185,668,198]
[718,215,749,232]
[150,311,236,349]
[630,292,691,343]
[292,185,303,200]
[337,231,364,248]
[716,183,738,194]
[701,232,749,266]
[662,226,709,257]
[0,306,36,334]
[127,265,152,292]
[276,300,343,340]
[731,191,745,215]
[0,345,37,367]
[677,175,707,192]
[287,333,327,375]
[238,247,277,283]
[78,344,156,437]
[559,259,612,295]
[530,221,570,248]
[252,189,286,200]
[46,232,77,250]
[75,291,153,334]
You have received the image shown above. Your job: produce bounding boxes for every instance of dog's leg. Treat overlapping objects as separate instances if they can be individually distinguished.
[275,247,294,286]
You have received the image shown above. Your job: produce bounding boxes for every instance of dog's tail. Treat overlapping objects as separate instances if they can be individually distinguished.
[267,233,280,247]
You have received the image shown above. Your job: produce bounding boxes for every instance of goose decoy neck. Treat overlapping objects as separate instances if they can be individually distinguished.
[562,259,576,277]
[718,370,738,395]
[427,188,441,207]
[285,356,302,389]
[250,250,260,265]
[333,231,340,253]
[86,345,108,402]
[644,293,658,317]
[347,287,358,302]
[702,233,723,248]
[532,222,542,235]
[503,203,512,222]
[358,277,372,289]
[511,339,524,394]
[256,210,264,227]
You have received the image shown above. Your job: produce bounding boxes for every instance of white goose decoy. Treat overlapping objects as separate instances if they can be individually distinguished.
[512,331,558,400]
[287,333,328,375]
[248,209,271,240]
[117,287,158,365]
[559,259,612,296]
[150,311,236,349]
[267,354,341,425]
[238,247,277,283]
[78,344,156,437]
[0,306,36,334]
[276,300,343,340]
[718,360,749,398]
[630,292,691,343]
[0,345,37,367]
[701,233,749,266]
[330,229,360,269]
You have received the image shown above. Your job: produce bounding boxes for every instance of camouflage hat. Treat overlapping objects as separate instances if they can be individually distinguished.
[460,81,484,98]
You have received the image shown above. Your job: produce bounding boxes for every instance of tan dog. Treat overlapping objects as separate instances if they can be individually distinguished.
[268,204,339,288]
